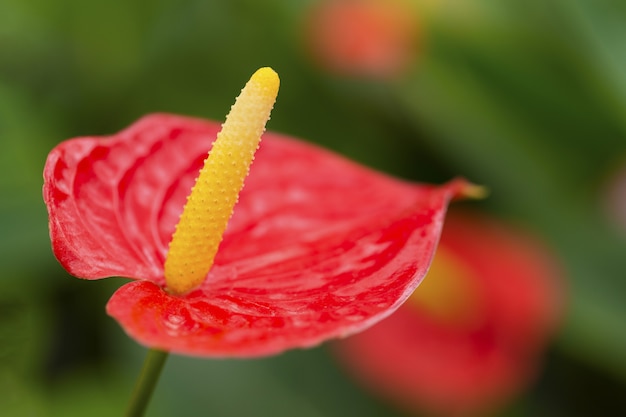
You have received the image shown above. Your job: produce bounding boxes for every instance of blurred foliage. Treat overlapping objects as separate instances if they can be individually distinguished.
[1,0,625,416]
[397,0,626,381]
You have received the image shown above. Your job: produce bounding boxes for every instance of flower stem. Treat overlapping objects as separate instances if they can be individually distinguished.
[125,348,169,417]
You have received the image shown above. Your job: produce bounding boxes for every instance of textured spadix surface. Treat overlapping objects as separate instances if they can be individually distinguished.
[44,113,472,357]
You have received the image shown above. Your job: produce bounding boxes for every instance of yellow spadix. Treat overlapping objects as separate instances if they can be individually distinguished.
[164,67,280,294]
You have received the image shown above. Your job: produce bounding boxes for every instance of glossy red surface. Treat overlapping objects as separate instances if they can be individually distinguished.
[44,114,469,357]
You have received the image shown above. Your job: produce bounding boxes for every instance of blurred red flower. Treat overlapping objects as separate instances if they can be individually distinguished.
[43,113,474,357]
[304,0,420,79]
[333,211,564,417]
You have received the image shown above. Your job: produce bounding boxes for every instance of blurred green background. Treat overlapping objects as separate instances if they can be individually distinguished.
[1,0,625,416]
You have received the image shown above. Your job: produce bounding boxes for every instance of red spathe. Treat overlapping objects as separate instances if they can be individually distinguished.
[44,113,470,357]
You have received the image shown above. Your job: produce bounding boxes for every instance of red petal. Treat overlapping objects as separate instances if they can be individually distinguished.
[44,113,470,357]
[44,114,218,283]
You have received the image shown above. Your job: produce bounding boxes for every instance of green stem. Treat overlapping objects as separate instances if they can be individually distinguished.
[125,349,170,417]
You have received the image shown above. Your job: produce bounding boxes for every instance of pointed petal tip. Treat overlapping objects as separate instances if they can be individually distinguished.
[448,178,489,200]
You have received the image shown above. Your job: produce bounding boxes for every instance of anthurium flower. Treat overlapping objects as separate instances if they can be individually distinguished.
[304,0,419,79]
[43,68,476,358]
[333,211,564,417]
